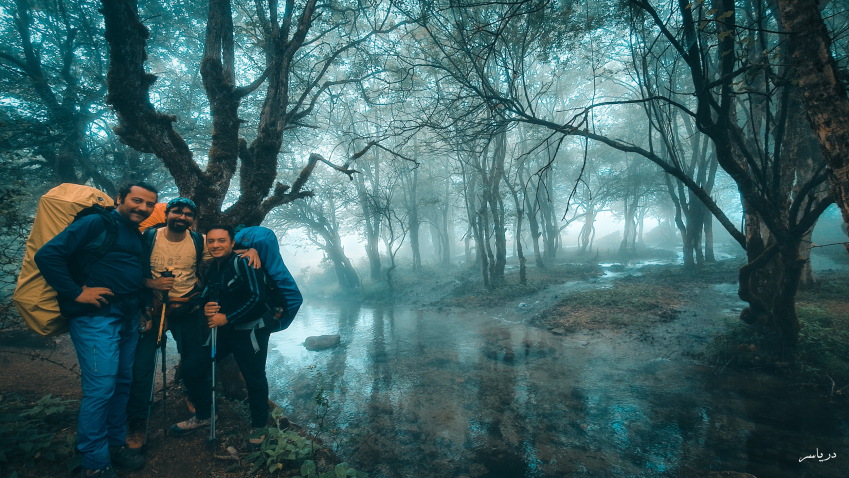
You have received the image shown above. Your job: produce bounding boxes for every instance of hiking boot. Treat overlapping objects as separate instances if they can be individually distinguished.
[109,444,145,471]
[185,396,196,414]
[125,424,145,450]
[247,428,267,451]
[169,415,211,437]
[82,466,117,478]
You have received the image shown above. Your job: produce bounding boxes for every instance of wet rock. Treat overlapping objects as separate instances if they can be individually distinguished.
[303,334,341,351]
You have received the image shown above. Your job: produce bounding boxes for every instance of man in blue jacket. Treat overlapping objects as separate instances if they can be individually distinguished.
[35,182,157,477]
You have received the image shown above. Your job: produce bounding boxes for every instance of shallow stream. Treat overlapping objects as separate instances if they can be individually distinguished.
[265,267,848,477]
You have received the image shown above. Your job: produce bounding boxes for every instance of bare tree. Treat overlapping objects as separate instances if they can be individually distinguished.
[99,0,390,226]
[396,0,835,354]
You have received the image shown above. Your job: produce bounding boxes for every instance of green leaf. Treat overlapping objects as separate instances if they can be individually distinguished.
[301,460,317,475]
[245,450,262,461]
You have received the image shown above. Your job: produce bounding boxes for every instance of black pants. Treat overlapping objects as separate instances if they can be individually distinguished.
[187,326,271,428]
[127,311,208,423]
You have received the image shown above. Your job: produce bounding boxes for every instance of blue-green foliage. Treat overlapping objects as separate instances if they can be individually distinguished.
[244,407,367,477]
[0,394,77,473]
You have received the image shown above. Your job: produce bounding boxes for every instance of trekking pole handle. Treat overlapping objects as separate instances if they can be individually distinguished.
[156,269,174,344]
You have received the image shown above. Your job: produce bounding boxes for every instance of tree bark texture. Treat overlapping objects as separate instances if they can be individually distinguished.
[775,0,849,252]
[355,172,383,282]
[100,0,319,228]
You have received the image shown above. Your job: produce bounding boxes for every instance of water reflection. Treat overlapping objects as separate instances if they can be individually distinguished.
[265,299,848,477]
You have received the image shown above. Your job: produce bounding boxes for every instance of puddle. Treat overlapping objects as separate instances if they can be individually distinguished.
[265,286,849,477]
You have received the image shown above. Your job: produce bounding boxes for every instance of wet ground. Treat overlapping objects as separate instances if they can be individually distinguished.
[265,267,849,477]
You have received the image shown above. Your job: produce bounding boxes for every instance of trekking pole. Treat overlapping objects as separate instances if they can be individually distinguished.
[208,325,218,445]
[143,334,160,450]
[157,270,173,437]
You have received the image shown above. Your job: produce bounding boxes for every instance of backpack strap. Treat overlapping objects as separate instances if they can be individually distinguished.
[229,254,273,352]
[189,230,204,270]
[70,207,119,283]
[142,225,159,248]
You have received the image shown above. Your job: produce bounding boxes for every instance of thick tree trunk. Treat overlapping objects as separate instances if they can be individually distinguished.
[486,130,508,285]
[473,214,490,289]
[703,216,715,262]
[666,174,695,268]
[738,214,804,358]
[620,196,638,254]
[526,193,544,267]
[775,0,849,252]
[409,210,422,272]
[355,175,382,282]
[686,201,706,267]
[540,194,558,261]
[329,245,360,290]
[439,203,452,266]
[579,207,596,254]
[507,183,527,285]
[100,0,320,228]
[798,229,816,288]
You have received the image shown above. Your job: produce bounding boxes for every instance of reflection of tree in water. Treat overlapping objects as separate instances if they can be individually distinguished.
[467,327,530,477]
[266,300,849,477]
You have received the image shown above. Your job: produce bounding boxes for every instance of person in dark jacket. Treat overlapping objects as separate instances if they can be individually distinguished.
[169,225,272,445]
[34,182,157,477]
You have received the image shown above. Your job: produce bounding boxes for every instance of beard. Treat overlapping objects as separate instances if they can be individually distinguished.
[167,218,191,233]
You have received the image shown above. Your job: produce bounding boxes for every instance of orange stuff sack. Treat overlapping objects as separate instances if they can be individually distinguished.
[138,202,166,233]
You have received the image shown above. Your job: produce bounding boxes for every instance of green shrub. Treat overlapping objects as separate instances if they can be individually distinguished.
[244,408,367,477]
[0,394,77,474]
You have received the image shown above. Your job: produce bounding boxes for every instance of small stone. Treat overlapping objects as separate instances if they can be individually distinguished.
[304,334,341,351]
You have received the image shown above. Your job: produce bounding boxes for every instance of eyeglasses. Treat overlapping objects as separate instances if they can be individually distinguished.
[169,210,195,219]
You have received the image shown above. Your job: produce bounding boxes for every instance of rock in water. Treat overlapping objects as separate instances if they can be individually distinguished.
[304,334,341,351]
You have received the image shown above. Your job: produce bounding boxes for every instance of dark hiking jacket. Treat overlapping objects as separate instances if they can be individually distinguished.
[201,253,268,327]
[34,209,145,318]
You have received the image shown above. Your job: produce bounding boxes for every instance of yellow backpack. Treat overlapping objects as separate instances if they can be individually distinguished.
[13,184,115,336]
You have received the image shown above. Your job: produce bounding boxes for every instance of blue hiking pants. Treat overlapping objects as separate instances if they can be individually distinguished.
[68,313,139,470]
